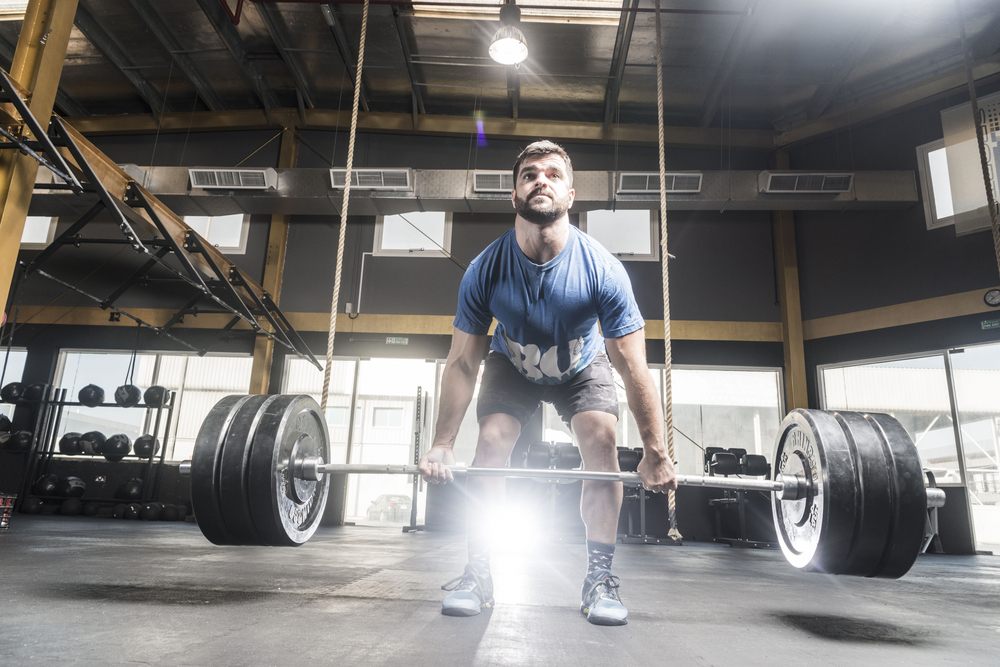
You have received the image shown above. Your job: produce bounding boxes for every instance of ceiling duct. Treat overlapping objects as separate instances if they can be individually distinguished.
[758,171,854,194]
[618,172,702,194]
[330,168,413,190]
[473,171,514,193]
[189,168,277,190]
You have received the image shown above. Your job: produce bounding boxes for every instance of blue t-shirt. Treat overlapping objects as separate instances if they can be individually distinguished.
[453,226,645,385]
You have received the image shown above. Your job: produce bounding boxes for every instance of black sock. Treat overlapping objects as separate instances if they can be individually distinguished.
[586,540,616,577]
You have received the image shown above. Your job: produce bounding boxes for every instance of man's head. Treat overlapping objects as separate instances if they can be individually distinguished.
[511,140,575,225]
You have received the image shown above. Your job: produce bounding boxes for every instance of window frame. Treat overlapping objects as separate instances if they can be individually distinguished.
[373,211,453,258]
[578,209,660,262]
[181,213,251,255]
[915,139,956,231]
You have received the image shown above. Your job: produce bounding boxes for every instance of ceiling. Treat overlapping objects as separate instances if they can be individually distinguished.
[1,0,999,138]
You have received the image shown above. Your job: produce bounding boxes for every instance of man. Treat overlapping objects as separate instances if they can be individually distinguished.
[418,140,676,626]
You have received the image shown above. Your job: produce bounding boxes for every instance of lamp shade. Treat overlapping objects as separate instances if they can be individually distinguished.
[489,25,528,65]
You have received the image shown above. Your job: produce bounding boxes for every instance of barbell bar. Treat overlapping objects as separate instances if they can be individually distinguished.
[181,395,946,579]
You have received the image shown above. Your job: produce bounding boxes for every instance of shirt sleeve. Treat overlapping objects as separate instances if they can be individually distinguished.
[596,260,645,338]
[453,261,493,335]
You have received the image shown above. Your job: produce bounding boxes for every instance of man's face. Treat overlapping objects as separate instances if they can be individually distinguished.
[512,154,575,225]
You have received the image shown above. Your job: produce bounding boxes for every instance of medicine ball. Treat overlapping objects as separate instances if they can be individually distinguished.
[60,498,83,516]
[124,503,141,520]
[1,382,26,403]
[114,384,142,408]
[0,414,11,432]
[58,476,86,498]
[143,385,169,407]
[59,432,82,455]
[103,434,131,462]
[79,431,106,455]
[78,384,105,407]
[32,473,59,496]
[118,477,143,501]
[139,502,162,521]
[21,497,43,514]
[112,503,127,519]
[1,430,32,451]
[159,504,179,521]
[82,502,100,516]
[175,505,189,520]
[133,435,160,458]
[24,382,48,402]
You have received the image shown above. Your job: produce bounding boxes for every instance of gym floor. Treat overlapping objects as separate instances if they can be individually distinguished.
[2,516,996,666]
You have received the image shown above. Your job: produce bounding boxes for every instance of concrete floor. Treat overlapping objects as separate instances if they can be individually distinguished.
[1,515,998,666]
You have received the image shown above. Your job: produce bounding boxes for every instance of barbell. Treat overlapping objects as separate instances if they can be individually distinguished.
[180,394,946,579]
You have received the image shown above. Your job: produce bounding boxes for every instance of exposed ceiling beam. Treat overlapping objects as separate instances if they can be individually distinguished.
[125,0,227,112]
[391,6,425,119]
[63,108,778,149]
[320,3,371,113]
[804,5,902,120]
[0,25,86,117]
[602,0,639,130]
[75,2,166,116]
[697,0,760,128]
[255,3,316,109]
[195,0,282,114]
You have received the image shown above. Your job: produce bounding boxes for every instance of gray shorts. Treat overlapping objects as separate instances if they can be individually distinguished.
[476,350,620,428]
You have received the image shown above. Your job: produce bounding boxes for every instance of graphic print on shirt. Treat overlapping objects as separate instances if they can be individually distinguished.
[502,330,585,383]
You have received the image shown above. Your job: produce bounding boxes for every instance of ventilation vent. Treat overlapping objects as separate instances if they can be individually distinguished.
[330,168,413,190]
[473,171,514,192]
[189,168,277,190]
[617,172,702,194]
[758,171,854,194]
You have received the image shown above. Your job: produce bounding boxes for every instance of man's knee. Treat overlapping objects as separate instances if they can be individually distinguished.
[473,413,521,467]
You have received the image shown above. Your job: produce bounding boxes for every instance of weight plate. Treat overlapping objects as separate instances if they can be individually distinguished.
[218,395,276,546]
[247,395,331,547]
[190,395,257,546]
[830,411,893,577]
[772,409,859,573]
[863,412,927,579]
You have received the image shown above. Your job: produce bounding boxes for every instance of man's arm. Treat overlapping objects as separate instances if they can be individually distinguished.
[418,328,489,483]
[605,329,677,492]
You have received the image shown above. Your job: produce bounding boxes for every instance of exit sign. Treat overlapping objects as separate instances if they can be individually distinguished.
[386,337,409,345]
[982,318,1000,331]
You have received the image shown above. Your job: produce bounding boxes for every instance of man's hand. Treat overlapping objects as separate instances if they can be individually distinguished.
[418,446,457,484]
[637,450,677,493]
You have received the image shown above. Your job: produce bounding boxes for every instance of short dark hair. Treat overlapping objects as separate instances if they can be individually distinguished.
[512,140,573,187]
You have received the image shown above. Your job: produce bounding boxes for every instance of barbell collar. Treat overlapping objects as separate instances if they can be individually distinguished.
[926,487,946,509]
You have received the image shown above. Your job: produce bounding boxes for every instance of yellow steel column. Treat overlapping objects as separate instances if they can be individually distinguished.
[0,0,79,312]
[248,127,299,394]
[771,150,809,410]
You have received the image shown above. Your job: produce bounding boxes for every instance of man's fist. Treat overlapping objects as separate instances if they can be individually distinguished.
[418,446,457,484]
[637,450,677,493]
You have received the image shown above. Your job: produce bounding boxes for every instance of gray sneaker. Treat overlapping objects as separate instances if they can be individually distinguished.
[581,569,628,626]
[441,562,494,616]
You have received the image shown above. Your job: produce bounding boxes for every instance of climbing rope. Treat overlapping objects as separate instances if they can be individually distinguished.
[654,0,681,543]
[322,0,369,411]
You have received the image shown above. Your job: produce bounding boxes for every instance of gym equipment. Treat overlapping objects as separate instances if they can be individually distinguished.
[21,497,43,514]
[183,397,946,579]
[112,503,127,519]
[114,384,142,408]
[31,473,58,496]
[58,432,82,455]
[1,382,25,403]
[103,434,131,462]
[79,431,106,455]
[24,383,48,402]
[139,502,162,521]
[57,477,86,498]
[0,414,10,432]
[1,430,32,451]
[60,498,83,516]
[123,503,141,520]
[78,384,105,407]
[117,478,143,501]
[143,386,169,407]
[82,502,100,516]
[133,435,160,458]
[160,504,179,521]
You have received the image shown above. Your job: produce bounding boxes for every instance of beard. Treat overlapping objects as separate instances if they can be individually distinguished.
[514,188,572,225]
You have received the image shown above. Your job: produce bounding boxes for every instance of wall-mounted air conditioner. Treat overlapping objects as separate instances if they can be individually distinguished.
[189,168,277,190]
[330,168,413,190]
[758,171,854,194]
[617,172,702,194]
[473,171,514,193]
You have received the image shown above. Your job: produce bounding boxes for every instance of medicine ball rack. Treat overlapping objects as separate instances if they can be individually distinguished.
[4,384,175,510]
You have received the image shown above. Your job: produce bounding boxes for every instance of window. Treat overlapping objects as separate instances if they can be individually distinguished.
[182,214,249,254]
[579,210,659,261]
[0,348,28,422]
[374,211,452,257]
[20,216,57,249]
[372,407,404,428]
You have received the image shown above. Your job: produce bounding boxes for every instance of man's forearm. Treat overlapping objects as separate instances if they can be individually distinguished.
[431,359,479,449]
[623,371,667,458]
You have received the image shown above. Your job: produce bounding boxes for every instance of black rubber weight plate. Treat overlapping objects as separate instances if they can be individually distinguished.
[218,394,277,546]
[248,395,331,547]
[190,395,257,546]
